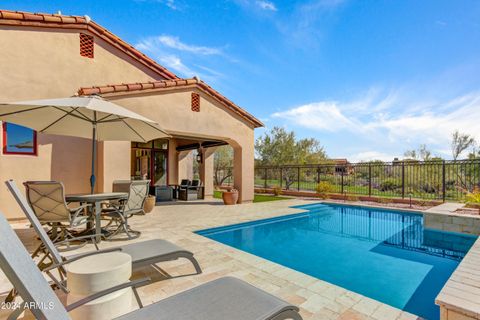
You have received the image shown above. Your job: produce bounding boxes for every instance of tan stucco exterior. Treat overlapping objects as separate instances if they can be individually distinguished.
[0,20,258,219]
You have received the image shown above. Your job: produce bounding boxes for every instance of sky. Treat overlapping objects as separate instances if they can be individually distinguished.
[4,0,480,161]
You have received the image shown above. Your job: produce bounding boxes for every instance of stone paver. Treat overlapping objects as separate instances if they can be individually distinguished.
[0,198,422,319]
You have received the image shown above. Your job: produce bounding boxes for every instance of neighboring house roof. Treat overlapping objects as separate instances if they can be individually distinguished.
[0,9,263,128]
[0,10,178,80]
[78,78,264,128]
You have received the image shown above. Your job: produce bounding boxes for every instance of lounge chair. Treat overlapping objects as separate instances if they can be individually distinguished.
[102,180,149,240]
[0,210,302,320]
[5,180,201,294]
[24,181,91,251]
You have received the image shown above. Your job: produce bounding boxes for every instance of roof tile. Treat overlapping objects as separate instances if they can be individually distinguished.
[78,78,264,128]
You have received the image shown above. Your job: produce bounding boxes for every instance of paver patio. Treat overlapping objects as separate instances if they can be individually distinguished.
[0,198,420,320]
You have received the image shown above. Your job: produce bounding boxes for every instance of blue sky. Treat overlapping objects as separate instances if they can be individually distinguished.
[4,0,480,161]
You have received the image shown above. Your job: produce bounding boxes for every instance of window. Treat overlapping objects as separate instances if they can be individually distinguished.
[79,33,94,58]
[2,122,37,155]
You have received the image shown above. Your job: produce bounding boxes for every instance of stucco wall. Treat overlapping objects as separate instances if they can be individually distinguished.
[0,26,161,219]
[105,89,255,203]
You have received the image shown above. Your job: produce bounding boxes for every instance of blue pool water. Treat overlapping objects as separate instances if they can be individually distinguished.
[196,203,477,319]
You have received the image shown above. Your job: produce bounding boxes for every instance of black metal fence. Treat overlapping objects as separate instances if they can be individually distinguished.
[248,159,480,201]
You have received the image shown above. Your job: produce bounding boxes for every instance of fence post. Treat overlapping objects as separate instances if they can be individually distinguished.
[401,162,405,199]
[264,168,267,189]
[297,167,301,191]
[341,171,344,194]
[280,167,283,189]
[442,160,446,202]
[368,163,372,197]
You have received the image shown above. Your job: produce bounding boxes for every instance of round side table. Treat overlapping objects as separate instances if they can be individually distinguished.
[67,252,133,320]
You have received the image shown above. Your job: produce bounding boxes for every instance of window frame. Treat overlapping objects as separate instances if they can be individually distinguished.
[2,122,38,156]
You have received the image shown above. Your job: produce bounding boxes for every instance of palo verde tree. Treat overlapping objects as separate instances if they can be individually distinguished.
[255,127,328,189]
[451,130,475,161]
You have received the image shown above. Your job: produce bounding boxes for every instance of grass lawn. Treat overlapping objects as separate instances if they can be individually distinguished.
[213,190,289,203]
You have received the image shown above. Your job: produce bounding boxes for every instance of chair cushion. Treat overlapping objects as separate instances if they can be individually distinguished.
[117,239,191,267]
[115,277,299,320]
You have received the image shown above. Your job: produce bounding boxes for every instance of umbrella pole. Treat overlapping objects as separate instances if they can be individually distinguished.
[90,123,97,194]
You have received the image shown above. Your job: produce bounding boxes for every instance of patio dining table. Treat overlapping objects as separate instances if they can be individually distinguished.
[65,192,128,243]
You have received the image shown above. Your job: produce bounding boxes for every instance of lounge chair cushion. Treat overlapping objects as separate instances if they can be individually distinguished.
[115,277,299,320]
[68,239,193,268]
[119,239,193,266]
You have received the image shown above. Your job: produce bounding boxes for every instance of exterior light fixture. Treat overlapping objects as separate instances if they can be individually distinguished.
[196,150,203,163]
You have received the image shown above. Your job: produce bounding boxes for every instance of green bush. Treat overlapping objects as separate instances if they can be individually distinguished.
[379,179,401,192]
[316,181,333,199]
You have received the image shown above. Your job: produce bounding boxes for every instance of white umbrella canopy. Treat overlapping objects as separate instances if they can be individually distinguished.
[0,95,170,192]
[0,96,169,142]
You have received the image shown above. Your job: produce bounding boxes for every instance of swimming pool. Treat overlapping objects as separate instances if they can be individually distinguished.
[196,203,477,319]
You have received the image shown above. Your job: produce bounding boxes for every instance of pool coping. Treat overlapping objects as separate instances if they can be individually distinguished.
[435,236,480,319]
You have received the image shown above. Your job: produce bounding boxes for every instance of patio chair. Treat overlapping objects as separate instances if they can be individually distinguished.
[0,210,302,320]
[179,179,191,189]
[102,180,149,241]
[5,179,202,299]
[24,181,90,251]
[178,179,204,201]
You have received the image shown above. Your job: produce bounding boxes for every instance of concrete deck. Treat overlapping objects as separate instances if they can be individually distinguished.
[1,199,425,319]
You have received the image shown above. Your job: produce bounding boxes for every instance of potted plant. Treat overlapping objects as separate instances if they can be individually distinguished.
[143,195,156,213]
[222,187,239,205]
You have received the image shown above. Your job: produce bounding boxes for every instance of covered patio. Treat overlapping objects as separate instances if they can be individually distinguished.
[78,77,263,205]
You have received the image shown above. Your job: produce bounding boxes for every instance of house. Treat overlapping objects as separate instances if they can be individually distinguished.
[331,158,354,175]
[0,10,263,220]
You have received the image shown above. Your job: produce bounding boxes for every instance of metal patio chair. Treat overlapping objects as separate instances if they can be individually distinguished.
[24,181,90,251]
[102,180,149,241]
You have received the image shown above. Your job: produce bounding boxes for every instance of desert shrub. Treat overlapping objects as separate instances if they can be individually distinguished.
[466,188,480,203]
[379,179,401,192]
[377,197,391,204]
[465,188,480,213]
[272,186,282,196]
[316,181,333,199]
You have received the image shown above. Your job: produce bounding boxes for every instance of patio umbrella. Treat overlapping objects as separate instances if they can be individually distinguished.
[0,95,170,193]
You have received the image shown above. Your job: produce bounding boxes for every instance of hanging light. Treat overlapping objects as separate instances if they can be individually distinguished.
[196,149,203,163]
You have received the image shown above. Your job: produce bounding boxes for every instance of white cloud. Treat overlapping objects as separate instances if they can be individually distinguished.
[348,151,399,162]
[272,90,480,152]
[256,0,277,11]
[272,102,356,132]
[164,0,177,9]
[157,54,196,76]
[134,0,179,10]
[138,35,222,56]
[135,35,226,82]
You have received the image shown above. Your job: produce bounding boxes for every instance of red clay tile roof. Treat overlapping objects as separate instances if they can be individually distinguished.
[0,10,178,80]
[78,78,264,128]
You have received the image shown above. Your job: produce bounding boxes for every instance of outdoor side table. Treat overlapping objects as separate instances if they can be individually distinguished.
[67,252,133,320]
[66,192,128,243]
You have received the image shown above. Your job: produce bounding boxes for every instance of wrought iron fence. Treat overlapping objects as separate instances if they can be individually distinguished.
[248,159,480,201]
